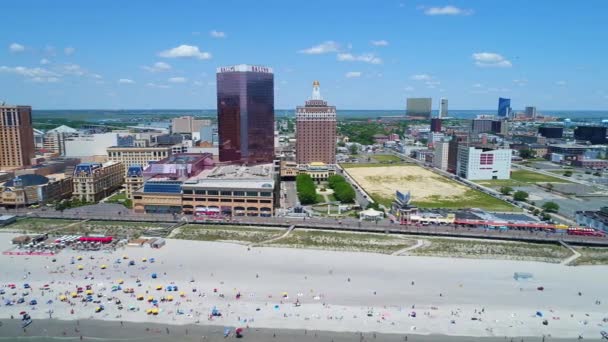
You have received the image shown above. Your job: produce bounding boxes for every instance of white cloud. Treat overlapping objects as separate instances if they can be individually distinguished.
[30,77,60,83]
[425,80,441,88]
[64,47,75,55]
[337,53,382,64]
[371,40,389,47]
[513,79,528,86]
[299,41,339,55]
[168,77,187,83]
[142,61,172,72]
[40,58,51,65]
[159,45,212,60]
[118,78,135,84]
[404,86,414,92]
[193,81,204,86]
[410,74,432,81]
[424,6,473,16]
[9,43,25,53]
[210,30,226,38]
[0,66,60,78]
[62,64,86,76]
[146,82,171,89]
[472,83,483,88]
[556,80,567,86]
[345,71,362,78]
[472,52,512,68]
[91,73,103,79]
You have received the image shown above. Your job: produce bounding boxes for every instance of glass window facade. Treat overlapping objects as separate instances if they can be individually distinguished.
[217,66,275,163]
[497,97,511,117]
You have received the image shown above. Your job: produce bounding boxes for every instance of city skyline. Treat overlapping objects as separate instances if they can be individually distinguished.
[1,0,608,110]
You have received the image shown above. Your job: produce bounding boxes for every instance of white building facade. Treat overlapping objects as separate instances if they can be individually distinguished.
[64,133,120,158]
[434,142,449,171]
[439,98,448,118]
[457,146,512,180]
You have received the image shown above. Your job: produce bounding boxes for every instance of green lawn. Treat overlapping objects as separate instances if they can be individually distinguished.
[412,189,520,212]
[54,220,172,238]
[476,170,571,188]
[3,218,79,232]
[511,170,571,183]
[571,247,608,266]
[173,225,284,244]
[106,192,132,209]
[371,154,402,163]
[268,229,416,254]
[340,162,411,169]
[410,237,571,263]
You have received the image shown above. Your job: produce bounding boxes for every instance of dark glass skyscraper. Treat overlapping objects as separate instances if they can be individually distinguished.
[497,97,511,117]
[216,65,275,164]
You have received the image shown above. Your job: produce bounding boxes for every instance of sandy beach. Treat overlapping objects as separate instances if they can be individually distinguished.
[0,232,606,340]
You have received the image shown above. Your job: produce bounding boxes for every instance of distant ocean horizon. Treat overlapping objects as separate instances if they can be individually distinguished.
[32,109,608,122]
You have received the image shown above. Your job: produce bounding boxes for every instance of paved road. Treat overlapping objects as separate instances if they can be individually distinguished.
[336,166,370,208]
[5,205,608,247]
[283,180,298,208]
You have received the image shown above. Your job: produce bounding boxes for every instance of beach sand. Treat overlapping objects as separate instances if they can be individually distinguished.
[0,318,589,341]
[0,233,606,340]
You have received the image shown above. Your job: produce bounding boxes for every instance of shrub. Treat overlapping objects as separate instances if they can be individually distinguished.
[513,190,529,202]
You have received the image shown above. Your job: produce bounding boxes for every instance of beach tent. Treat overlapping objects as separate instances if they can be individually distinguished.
[77,265,84,270]
[100,265,107,269]
[166,295,174,301]
[137,295,144,301]
[59,295,67,301]
[156,285,162,290]
[151,273,157,279]
[179,291,186,297]
[514,272,534,281]
[147,296,154,302]
[71,292,78,298]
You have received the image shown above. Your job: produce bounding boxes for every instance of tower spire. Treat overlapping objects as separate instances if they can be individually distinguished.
[311,80,321,100]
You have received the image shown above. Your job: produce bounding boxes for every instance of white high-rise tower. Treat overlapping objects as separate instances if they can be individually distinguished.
[439,98,448,118]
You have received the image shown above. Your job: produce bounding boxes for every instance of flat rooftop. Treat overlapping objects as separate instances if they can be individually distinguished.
[183,164,275,189]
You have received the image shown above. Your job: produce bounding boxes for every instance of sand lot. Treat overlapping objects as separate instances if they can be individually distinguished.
[0,233,606,339]
[346,165,467,201]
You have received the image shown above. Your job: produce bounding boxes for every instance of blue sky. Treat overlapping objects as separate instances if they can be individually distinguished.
[1,0,607,110]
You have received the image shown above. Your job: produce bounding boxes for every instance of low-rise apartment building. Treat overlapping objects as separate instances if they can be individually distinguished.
[72,161,124,202]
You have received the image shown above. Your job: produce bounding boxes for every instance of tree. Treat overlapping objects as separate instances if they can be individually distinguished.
[327,175,356,203]
[500,186,514,195]
[563,170,573,177]
[519,149,536,159]
[513,190,529,201]
[348,144,358,155]
[542,201,559,213]
[296,174,317,205]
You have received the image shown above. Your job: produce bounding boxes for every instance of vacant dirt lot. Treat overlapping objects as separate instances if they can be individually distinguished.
[346,165,467,201]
